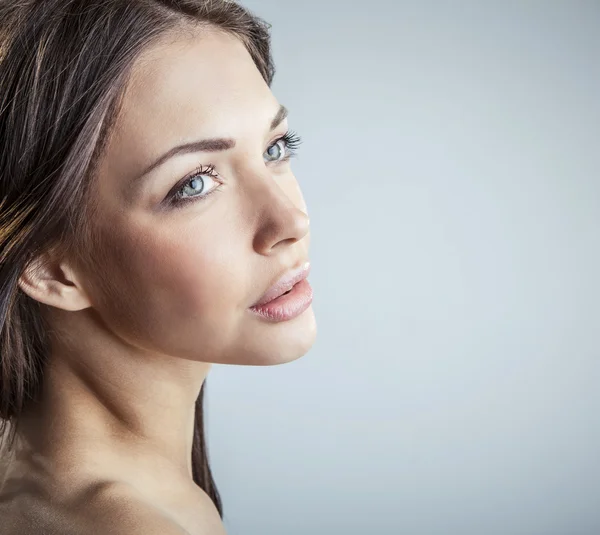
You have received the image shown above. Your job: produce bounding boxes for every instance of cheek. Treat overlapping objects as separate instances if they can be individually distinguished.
[154,231,242,319]
[91,219,245,356]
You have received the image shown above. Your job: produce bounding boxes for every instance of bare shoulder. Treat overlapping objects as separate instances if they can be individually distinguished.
[72,481,194,534]
[0,480,192,535]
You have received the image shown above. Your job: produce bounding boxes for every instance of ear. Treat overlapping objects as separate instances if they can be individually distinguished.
[17,251,92,311]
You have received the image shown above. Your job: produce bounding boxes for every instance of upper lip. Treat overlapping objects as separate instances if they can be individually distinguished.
[250,261,311,307]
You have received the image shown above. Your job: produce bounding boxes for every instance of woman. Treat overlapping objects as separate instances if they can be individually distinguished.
[0,0,316,533]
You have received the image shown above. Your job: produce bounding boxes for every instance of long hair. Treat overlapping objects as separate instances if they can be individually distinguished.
[0,0,275,518]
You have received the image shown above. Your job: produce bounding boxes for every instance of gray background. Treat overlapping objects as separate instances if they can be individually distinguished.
[206,1,600,534]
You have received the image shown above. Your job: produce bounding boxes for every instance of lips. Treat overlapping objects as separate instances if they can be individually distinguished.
[250,261,311,308]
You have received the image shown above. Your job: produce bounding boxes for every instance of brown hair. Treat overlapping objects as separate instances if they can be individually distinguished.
[0,0,276,517]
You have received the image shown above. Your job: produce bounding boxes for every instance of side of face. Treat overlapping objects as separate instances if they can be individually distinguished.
[74,27,316,366]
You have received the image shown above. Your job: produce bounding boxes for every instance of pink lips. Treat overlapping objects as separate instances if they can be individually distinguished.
[250,261,311,307]
[248,261,313,322]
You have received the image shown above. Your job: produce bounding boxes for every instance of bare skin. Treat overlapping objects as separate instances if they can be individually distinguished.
[0,26,316,535]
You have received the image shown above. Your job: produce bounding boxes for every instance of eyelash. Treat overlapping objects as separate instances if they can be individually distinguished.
[167,130,303,208]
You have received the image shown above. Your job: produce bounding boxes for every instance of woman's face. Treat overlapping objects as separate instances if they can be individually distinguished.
[84,27,316,366]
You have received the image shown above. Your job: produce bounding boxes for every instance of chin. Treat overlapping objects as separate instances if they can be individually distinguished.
[224,306,317,366]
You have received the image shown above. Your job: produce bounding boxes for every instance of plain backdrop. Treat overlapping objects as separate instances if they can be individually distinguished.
[205,1,600,534]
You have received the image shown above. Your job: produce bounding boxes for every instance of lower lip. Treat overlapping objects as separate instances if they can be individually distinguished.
[248,278,313,322]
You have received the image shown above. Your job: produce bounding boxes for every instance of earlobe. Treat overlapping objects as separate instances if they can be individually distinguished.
[17,253,92,312]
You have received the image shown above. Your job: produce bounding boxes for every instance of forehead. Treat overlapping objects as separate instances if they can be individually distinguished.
[103,27,275,183]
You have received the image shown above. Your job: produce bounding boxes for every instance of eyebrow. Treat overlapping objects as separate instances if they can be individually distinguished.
[133,104,289,182]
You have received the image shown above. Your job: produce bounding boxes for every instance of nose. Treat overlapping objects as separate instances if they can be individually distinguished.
[246,170,310,256]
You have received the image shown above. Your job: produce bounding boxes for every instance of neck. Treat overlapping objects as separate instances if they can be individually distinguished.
[14,315,212,492]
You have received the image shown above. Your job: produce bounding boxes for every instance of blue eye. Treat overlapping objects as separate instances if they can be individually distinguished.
[264,139,285,162]
[264,130,302,163]
[179,173,218,199]
[168,164,222,207]
[167,130,302,209]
